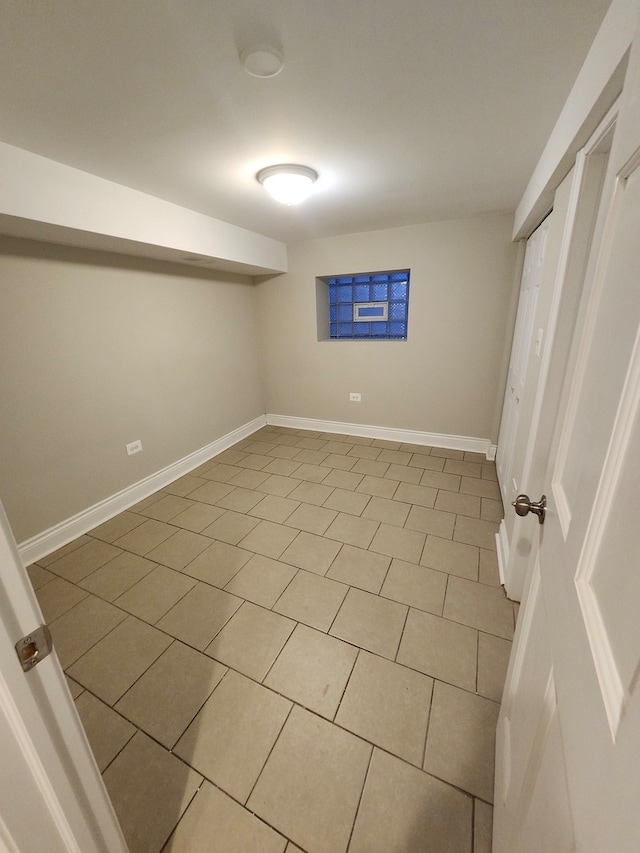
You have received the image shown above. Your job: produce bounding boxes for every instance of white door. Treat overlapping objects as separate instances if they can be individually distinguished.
[0,502,127,852]
[495,18,640,851]
[496,216,550,506]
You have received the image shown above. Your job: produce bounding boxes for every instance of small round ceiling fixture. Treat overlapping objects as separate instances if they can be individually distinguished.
[257,164,318,205]
[240,45,284,78]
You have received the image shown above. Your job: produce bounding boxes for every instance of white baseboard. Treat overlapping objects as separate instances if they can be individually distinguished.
[267,413,497,458]
[18,415,267,565]
[496,519,510,587]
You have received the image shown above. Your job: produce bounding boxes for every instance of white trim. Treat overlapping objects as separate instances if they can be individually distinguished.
[18,415,267,564]
[266,414,495,457]
[496,521,510,587]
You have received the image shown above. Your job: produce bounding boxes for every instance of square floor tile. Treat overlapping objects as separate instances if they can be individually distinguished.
[27,563,55,590]
[351,459,389,478]
[330,588,407,659]
[324,513,379,548]
[146,529,211,570]
[336,652,433,766]
[68,615,171,704]
[165,782,287,853]
[477,631,512,702]
[326,545,391,593]
[187,481,236,506]
[284,503,337,535]
[287,481,335,506]
[79,551,157,601]
[294,449,329,466]
[201,509,260,544]
[175,670,291,803]
[157,583,243,650]
[261,461,302,479]
[50,595,127,668]
[459,477,501,500]
[435,490,481,518]
[163,474,208,497]
[104,731,202,853]
[444,459,483,478]
[35,576,88,622]
[419,470,462,491]
[264,624,358,718]
[479,548,501,586]
[229,468,271,489]
[397,609,478,691]
[475,799,494,853]
[369,523,425,563]
[47,538,122,583]
[323,488,371,516]
[200,462,240,482]
[249,494,300,523]
[35,535,91,568]
[138,494,194,522]
[206,602,295,681]
[380,559,447,615]
[168,501,225,533]
[184,540,252,587]
[408,455,445,473]
[356,475,398,498]
[89,511,146,543]
[321,452,358,471]
[279,531,342,575]
[384,464,423,484]
[481,497,504,523]
[224,554,297,607]
[274,570,348,631]
[247,706,371,853]
[217,487,265,513]
[424,681,499,802]
[349,748,472,853]
[256,473,302,495]
[453,516,499,550]
[75,692,135,771]
[116,641,227,748]
[239,520,299,558]
[444,575,514,640]
[322,469,364,490]
[362,496,410,527]
[115,565,196,624]
[293,463,330,482]
[404,505,455,539]
[393,482,438,508]
[114,519,176,557]
[348,445,381,461]
[420,534,479,580]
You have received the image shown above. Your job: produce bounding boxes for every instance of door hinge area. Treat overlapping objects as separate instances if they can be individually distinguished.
[15,624,53,672]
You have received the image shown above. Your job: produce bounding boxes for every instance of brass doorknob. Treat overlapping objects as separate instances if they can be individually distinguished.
[512,494,546,524]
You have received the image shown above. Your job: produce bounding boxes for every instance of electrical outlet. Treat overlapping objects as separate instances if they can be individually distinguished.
[349,392,362,402]
[126,440,143,456]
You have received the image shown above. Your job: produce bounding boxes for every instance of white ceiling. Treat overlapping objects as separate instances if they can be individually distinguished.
[0,0,612,245]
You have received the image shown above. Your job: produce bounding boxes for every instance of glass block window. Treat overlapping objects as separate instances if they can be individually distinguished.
[326,270,410,340]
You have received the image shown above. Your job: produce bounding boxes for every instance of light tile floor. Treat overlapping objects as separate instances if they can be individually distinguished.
[29,426,517,853]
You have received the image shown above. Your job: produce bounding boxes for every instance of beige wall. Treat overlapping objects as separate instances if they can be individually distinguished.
[0,238,264,542]
[255,214,518,441]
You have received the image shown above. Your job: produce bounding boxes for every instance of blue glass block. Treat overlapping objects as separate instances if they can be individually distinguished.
[372,283,388,301]
[354,284,370,301]
[337,323,352,337]
[371,274,389,283]
[336,276,353,285]
[329,305,337,322]
[390,282,408,300]
[337,304,352,322]
[388,321,407,338]
[337,286,353,303]
[371,322,388,336]
[390,271,408,281]
[329,286,338,305]
[354,324,370,337]
[389,302,407,320]
[330,323,338,337]
[354,275,371,284]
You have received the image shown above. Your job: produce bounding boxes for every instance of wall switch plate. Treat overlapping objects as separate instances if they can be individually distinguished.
[349,392,362,402]
[126,440,143,456]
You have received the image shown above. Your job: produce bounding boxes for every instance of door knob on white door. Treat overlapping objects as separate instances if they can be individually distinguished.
[512,493,546,524]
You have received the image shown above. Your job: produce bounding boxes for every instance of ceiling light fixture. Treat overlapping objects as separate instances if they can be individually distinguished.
[240,46,284,78]
[256,164,318,206]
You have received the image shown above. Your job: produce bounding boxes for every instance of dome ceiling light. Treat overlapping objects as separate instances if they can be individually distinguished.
[256,164,318,206]
[240,46,284,78]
